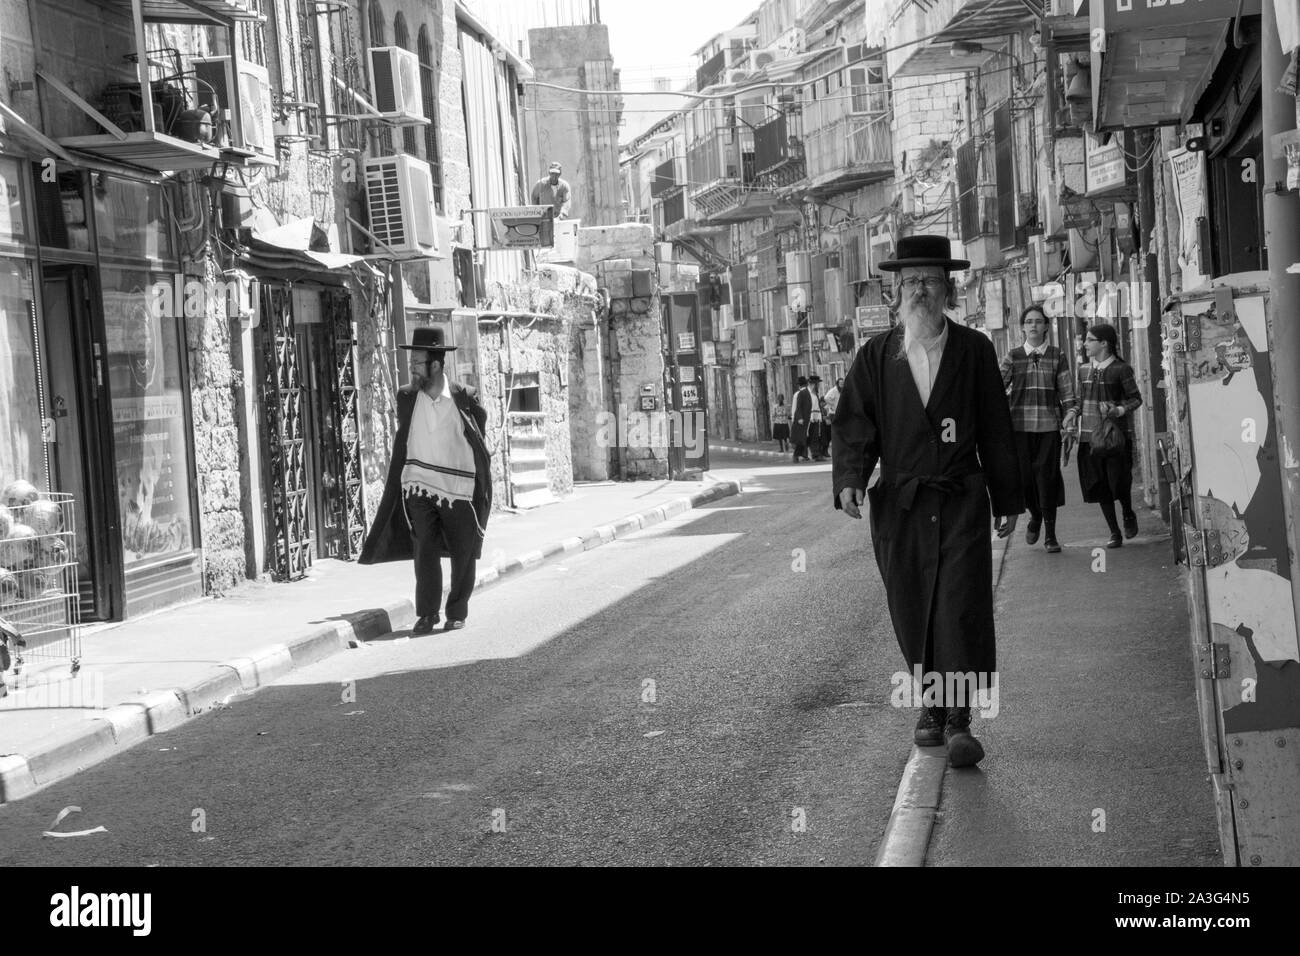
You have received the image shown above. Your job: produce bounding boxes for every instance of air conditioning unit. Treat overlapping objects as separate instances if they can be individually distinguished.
[369,46,424,122]
[192,57,275,159]
[785,251,811,284]
[751,50,776,71]
[726,69,751,86]
[762,335,777,355]
[865,225,894,279]
[364,154,439,257]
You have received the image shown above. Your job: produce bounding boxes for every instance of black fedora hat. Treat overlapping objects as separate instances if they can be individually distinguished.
[398,326,458,352]
[878,234,969,272]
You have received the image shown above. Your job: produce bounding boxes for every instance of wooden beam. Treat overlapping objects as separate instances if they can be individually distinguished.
[34,70,129,141]
[132,0,154,135]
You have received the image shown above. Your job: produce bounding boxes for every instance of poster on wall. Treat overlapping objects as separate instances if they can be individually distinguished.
[1167,146,1208,288]
[103,272,193,565]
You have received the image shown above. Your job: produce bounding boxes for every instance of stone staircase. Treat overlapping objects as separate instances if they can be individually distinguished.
[507,426,555,510]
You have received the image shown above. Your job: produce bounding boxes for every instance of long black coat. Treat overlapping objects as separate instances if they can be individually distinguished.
[359,382,492,564]
[831,322,1023,677]
[790,387,813,447]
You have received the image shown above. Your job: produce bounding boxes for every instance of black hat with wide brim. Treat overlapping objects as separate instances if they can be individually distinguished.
[398,326,458,352]
[877,234,969,272]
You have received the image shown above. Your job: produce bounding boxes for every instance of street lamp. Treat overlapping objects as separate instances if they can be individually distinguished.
[950,40,1024,87]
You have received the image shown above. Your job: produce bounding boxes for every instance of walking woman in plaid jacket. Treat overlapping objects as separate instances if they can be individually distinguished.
[1075,322,1143,549]
[1000,305,1078,553]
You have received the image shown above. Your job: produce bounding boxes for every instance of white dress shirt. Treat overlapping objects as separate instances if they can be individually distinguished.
[904,321,949,407]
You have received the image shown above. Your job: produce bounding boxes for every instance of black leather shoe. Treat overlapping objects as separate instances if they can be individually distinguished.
[1025,517,1041,545]
[1123,514,1139,539]
[914,707,947,747]
[944,707,985,767]
[412,615,438,635]
[1106,533,1123,549]
[1044,537,1062,553]
[444,619,466,631]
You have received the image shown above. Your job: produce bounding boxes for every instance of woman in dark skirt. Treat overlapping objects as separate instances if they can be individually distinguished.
[772,393,790,452]
[1075,323,1142,548]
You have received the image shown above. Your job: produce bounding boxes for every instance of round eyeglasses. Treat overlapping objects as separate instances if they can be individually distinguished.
[899,277,947,292]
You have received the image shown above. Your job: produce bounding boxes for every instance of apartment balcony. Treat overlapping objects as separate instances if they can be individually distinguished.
[801,113,893,200]
[687,128,781,224]
[753,112,805,188]
[885,0,1039,77]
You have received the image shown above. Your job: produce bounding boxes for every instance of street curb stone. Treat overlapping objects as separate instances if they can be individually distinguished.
[710,442,791,461]
[0,480,742,804]
[874,527,1017,866]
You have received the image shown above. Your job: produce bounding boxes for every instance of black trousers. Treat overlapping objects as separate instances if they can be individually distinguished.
[405,494,479,622]
[1012,430,1064,522]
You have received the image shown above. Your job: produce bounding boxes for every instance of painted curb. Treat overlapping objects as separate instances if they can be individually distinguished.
[875,747,949,867]
[710,442,793,461]
[0,481,742,804]
[874,523,1017,867]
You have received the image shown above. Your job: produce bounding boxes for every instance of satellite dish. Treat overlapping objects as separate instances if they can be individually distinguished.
[789,287,807,311]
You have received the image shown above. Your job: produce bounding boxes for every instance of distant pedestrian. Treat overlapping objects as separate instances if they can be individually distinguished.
[823,377,844,424]
[791,376,812,462]
[772,394,790,452]
[1000,305,1078,553]
[808,375,828,461]
[360,327,492,633]
[1075,322,1142,549]
[832,235,1023,768]
[530,161,572,219]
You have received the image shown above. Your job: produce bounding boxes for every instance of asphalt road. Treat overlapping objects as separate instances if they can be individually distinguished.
[0,453,916,866]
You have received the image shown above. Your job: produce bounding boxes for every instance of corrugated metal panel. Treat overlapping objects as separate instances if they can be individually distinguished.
[460,26,526,289]
[956,139,979,243]
[994,104,1016,251]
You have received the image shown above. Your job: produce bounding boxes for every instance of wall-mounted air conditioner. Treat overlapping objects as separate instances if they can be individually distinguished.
[762,335,776,355]
[865,225,894,279]
[369,46,424,122]
[192,57,275,160]
[364,154,439,257]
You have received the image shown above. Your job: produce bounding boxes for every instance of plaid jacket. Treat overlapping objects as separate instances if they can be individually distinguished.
[1000,344,1078,433]
[1078,359,1142,437]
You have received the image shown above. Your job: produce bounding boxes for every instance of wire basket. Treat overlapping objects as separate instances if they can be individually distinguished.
[0,491,81,681]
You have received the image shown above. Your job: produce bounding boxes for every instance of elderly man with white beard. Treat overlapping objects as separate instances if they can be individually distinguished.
[831,235,1023,767]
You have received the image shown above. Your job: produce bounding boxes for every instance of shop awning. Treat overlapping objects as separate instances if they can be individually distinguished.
[0,101,75,162]
[242,217,369,278]
[1090,0,1259,130]
[888,0,1041,77]
[98,0,262,24]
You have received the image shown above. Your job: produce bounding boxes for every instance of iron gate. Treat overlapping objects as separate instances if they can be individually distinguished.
[259,284,312,580]
[325,289,365,559]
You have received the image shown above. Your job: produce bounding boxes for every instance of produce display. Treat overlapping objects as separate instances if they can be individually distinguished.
[0,482,75,616]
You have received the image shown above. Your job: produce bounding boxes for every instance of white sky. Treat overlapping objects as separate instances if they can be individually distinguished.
[462,0,766,143]
[602,0,760,141]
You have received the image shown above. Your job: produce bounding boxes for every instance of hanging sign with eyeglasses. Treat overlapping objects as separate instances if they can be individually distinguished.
[478,206,555,250]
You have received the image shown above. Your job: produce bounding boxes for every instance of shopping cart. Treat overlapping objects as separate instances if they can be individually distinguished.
[0,491,82,695]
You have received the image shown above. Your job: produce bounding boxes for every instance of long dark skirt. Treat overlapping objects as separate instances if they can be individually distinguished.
[773,422,790,441]
[1012,430,1065,517]
[1077,436,1133,504]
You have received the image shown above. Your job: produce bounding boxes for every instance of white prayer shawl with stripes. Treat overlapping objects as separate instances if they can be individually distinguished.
[401,384,477,504]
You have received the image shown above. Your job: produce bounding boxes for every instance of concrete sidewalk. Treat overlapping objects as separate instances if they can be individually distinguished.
[892,464,1222,866]
[0,476,741,802]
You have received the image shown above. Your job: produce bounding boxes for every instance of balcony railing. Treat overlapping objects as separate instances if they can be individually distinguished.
[803,113,892,183]
[754,112,803,180]
[687,128,756,191]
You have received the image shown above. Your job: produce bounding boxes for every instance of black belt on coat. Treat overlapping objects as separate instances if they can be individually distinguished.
[880,465,982,511]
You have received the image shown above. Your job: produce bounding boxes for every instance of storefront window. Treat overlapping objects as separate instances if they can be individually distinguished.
[101,268,193,565]
[0,158,26,244]
[94,176,174,262]
[0,258,44,489]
